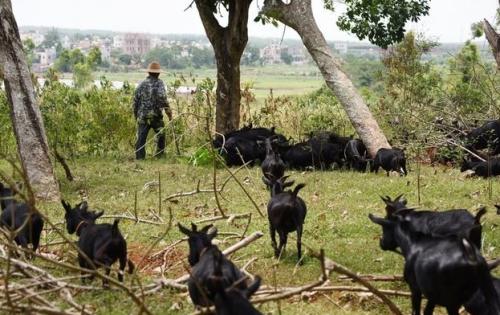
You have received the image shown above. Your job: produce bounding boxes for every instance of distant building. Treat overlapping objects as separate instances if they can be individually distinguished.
[260,43,288,64]
[288,46,307,65]
[37,47,56,66]
[76,38,92,52]
[121,33,151,55]
[98,39,112,61]
[113,35,124,49]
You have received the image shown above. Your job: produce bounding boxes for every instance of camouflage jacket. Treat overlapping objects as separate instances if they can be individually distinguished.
[133,76,170,120]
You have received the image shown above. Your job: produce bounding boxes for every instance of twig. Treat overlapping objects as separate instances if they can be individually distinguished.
[306,246,403,315]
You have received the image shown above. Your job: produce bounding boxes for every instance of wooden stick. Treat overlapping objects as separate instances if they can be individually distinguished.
[338,274,404,282]
[307,248,403,315]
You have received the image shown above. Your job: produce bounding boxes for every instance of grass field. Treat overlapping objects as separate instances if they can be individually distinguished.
[2,156,500,314]
[89,64,324,102]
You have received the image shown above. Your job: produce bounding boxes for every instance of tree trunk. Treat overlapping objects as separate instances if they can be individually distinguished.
[0,1,59,200]
[263,0,391,157]
[194,0,252,134]
[483,18,500,69]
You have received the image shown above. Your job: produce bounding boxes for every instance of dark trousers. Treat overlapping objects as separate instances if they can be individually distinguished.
[135,117,166,160]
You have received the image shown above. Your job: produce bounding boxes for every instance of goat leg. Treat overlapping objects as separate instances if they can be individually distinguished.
[278,232,287,259]
[270,226,279,258]
[410,289,422,315]
[118,255,127,282]
[296,225,303,265]
[423,301,435,315]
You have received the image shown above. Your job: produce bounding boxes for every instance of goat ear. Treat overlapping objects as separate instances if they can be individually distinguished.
[393,208,415,219]
[283,180,295,189]
[191,222,198,232]
[79,201,88,212]
[92,210,104,220]
[207,226,218,240]
[381,195,392,205]
[394,194,404,202]
[61,200,71,212]
[200,224,213,234]
[487,258,500,271]
[262,176,271,186]
[178,223,192,236]
[245,276,261,298]
[368,213,392,227]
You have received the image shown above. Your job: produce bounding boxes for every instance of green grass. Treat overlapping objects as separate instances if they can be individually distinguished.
[2,157,500,314]
[86,64,324,103]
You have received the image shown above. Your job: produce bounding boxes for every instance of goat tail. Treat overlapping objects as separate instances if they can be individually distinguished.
[112,219,120,237]
[127,259,135,274]
[292,183,306,197]
[475,207,487,224]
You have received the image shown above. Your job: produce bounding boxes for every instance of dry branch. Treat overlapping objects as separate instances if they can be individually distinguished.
[338,274,404,282]
[307,248,403,315]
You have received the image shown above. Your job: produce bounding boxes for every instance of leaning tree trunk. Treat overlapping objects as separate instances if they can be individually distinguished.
[263,0,390,157]
[0,1,59,200]
[194,0,252,134]
[483,18,500,69]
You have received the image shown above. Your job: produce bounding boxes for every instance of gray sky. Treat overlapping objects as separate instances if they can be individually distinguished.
[12,0,498,43]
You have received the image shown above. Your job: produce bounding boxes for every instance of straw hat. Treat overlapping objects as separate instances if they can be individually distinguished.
[146,62,161,73]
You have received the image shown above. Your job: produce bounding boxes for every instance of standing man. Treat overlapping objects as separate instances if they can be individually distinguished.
[134,62,173,160]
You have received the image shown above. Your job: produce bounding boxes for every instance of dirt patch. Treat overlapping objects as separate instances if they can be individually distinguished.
[128,242,186,276]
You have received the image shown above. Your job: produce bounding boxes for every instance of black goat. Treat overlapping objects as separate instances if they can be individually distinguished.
[221,136,264,166]
[281,141,315,170]
[261,138,285,186]
[208,250,263,315]
[466,120,500,154]
[178,223,246,307]
[464,259,500,315]
[375,194,486,249]
[371,148,407,176]
[370,212,500,315]
[461,158,500,178]
[263,177,307,262]
[282,137,343,170]
[62,200,133,286]
[344,139,369,172]
[0,182,44,257]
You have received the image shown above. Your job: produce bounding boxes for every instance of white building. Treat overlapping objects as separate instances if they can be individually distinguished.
[113,35,125,50]
[37,47,57,66]
[260,43,288,64]
[98,39,112,61]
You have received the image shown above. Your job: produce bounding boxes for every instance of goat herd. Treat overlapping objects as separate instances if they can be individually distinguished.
[1,120,500,314]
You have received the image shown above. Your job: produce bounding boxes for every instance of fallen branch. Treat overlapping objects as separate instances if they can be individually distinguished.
[338,274,403,282]
[307,247,403,315]
[100,214,165,225]
[256,285,411,297]
[446,139,486,162]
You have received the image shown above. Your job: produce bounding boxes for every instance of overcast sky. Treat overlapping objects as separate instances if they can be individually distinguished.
[12,0,498,43]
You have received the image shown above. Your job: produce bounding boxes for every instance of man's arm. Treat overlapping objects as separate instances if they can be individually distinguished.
[159,83,173,120]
